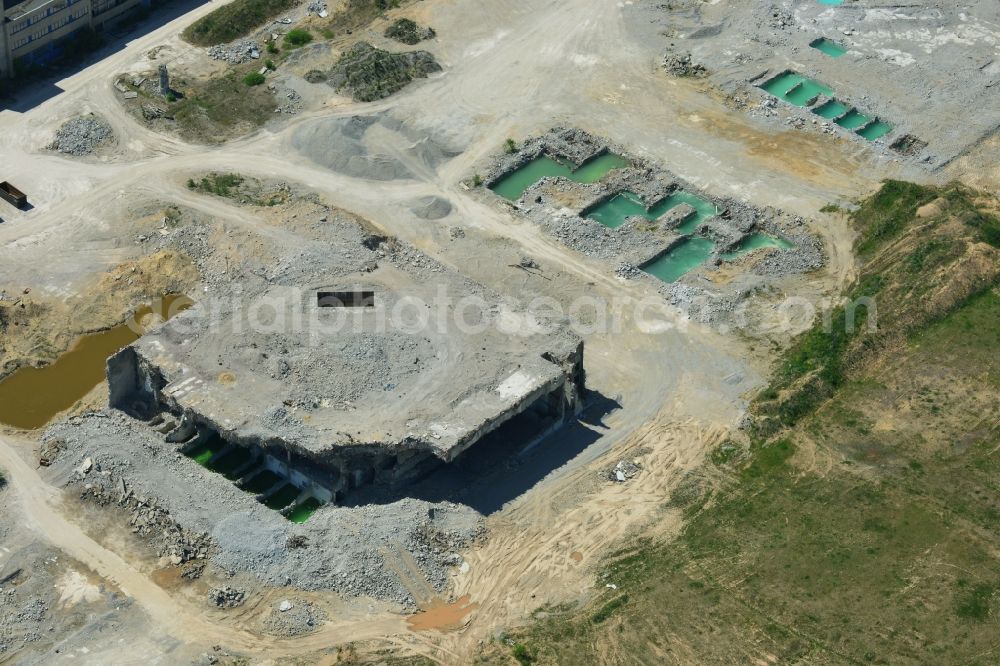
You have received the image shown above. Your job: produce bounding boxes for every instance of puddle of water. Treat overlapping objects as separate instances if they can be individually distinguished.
[813,99,850,120]
[641,237,715,283]
[261,483,301,510]
[760,72,832,108]
[407,594,478,632]
[490,152,630,200]
[836,109,870,130]
[857,120,893,141]
[817,0,845,5]
[720,233,793,260]
[0,294,193,430]
[810,38,847,58]
[587,190,716,231]
[288,497,322,523]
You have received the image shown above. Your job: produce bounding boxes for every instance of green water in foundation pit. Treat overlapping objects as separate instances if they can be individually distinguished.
[262,483,302,510]
[836,109,870,130]
[209,446,254,480]
[720,233,793,261]
[857,120,893,141]
[243,469,283,494]
[813,99,851,120]
[811,38,847,58]
[288,497,323,523]
[587,190,718,232]
[187,438,224,467]
[642,236,716,284]
[0,294,193,430]
[489,152,631,200]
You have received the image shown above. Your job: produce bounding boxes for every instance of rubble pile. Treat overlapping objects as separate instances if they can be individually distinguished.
[49,114,114,156]
[208,586,246,608]
[207,40,260,64]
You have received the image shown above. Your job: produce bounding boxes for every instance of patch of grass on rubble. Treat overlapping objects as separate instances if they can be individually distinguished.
[473,182,1000,665]
[168,69,275,143]
[182,0,297,46]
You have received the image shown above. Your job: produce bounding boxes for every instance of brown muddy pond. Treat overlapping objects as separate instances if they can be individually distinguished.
[0,294,192,430]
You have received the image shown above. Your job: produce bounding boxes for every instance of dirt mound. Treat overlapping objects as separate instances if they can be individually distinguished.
[290,113,460,180]
[410,196,453,220]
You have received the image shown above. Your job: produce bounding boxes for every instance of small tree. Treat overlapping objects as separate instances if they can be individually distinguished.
[244,71,266,86]
[284,28,313,48]
[504,138,517,154]
[472,174,483,187]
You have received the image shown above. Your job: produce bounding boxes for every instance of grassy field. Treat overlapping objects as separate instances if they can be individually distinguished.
[475,182,1000,665]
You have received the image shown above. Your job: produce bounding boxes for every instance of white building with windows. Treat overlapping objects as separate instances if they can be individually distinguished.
[1,0,150,78]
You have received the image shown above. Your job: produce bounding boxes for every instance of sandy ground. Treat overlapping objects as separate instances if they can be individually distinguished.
[1,0,988,662]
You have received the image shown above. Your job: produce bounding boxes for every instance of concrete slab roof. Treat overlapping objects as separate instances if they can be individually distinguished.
[129,261,579,462]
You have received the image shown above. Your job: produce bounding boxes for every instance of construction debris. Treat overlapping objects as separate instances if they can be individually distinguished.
[48,114,114,156]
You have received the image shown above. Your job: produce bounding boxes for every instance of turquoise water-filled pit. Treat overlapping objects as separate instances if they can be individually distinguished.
[760,72,833,107]
[810,38,847,58]
[641,237,716,283]
[586,190,717,232]
[813,99,850,120]
[857,120,893,141]
[836,109,870,130]
[490,152,630,200]
[720,233,793,260]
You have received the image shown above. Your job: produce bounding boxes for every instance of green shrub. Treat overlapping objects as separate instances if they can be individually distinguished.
[243,72,266,87]
[511,643,534,665]
[504,138,517,154]
[591,594,629,623]
[264,59,275,70]
[284,28,313,48]
[267,41,279,54]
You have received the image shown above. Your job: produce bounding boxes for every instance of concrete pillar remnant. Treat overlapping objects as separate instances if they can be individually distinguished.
[158,64,170,96]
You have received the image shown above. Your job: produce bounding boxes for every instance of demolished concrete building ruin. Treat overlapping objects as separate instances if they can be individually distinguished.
[105,259,584,521]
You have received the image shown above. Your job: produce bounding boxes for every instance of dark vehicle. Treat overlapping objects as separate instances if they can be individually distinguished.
[0,181,27,209]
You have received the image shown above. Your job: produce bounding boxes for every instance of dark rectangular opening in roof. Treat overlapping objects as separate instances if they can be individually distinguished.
[317,291,375,308]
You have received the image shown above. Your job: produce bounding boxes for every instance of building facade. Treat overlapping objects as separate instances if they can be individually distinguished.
[1,0,149,78]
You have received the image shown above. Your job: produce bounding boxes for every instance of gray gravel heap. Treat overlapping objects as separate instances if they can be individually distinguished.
[49,114,113,156]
